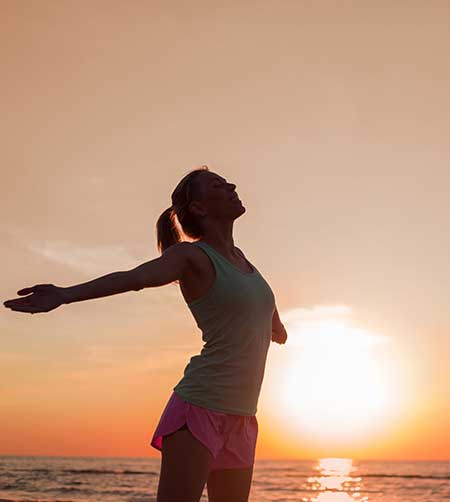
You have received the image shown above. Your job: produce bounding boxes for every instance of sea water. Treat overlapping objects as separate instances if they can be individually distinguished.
[0,456,449,501]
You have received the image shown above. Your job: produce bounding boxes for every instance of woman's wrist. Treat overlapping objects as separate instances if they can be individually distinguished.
[59,287,74,304]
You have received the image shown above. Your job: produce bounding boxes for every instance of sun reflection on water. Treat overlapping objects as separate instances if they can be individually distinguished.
[302,458,368,502]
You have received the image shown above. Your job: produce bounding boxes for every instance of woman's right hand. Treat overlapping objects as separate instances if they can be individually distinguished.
[3,284,69,315]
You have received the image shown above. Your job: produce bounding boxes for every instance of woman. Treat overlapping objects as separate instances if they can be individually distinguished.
[3,165,288,502]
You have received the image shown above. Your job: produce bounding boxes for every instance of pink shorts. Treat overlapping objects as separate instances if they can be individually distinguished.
[150,391,258,471]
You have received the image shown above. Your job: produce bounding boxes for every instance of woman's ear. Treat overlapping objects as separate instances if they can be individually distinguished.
[189,200,207,217]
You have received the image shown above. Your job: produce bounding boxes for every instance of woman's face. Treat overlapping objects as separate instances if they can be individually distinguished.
[190,172,246,220]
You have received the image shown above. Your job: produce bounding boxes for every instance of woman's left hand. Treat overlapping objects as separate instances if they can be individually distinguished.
[271,325,288,344]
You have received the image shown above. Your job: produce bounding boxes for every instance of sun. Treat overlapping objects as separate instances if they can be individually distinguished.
[263,306,405,446]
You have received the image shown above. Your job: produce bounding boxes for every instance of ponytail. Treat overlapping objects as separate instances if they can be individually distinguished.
[155,206,182,254]
[155,165,210,255]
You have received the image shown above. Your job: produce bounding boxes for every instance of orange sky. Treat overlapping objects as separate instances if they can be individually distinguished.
[1,1,449,460]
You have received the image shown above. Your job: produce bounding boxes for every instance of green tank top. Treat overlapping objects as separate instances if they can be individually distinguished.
[173,240,276,416]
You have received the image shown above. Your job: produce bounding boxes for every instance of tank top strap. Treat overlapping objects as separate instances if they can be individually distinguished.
[191,240,229,276]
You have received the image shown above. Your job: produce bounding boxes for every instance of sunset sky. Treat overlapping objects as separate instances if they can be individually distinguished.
[1,1,449,460]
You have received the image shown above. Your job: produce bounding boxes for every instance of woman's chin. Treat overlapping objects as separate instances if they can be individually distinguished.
[234,204,246,217]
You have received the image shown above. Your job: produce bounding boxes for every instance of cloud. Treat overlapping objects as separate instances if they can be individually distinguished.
[3,226,155,277]
[26,240,141,276]
[279,304,389,350]
[282,305,352,322]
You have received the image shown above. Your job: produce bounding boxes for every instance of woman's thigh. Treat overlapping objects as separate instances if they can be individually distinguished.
[157,427,214,502]
[206,465,254,502]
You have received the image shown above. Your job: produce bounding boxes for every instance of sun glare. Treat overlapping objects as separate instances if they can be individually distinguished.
[306,458,363,502]
[263,306,405,446]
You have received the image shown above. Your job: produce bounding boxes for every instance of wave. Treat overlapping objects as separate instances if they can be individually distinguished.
[363,473,450,480]
[8,468,157,476]
[284,473,450,480]
[0,499,75,502]
[10,468,447,481]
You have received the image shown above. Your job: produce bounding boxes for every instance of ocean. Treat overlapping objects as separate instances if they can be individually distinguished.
[0,456,449,501]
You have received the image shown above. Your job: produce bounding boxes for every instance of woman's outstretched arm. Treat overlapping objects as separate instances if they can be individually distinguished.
[3,242,192,315]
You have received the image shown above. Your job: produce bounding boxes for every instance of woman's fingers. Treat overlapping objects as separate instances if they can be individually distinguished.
[17,287,36,295]
[17,284,56,296]
[4,297,32,309]
[271,329,288,344]
[6,302,42,313]
[4,299,21,308]
[4,303,39,313]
